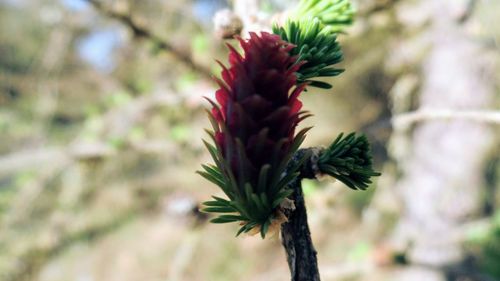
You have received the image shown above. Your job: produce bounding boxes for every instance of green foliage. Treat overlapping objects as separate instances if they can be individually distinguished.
[318,133,380,190]
[291,0,355,33]
[191,33,209,53]
[347,241,372,261]
[177,73,197,91]
[198,126,309,238]
[479,213,500,279]
[106,91,133,107]
[273,18,344,89]
[272,0,355,89]
[169,125,191,142]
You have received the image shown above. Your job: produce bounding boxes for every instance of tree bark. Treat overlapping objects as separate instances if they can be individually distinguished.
[281,149,321,281]
[387,1,497,280]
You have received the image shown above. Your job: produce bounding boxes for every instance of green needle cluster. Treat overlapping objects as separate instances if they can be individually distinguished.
[273,18,344,89]
[291,0,354,33]
[273,0,355,89]
[318,133,380,190]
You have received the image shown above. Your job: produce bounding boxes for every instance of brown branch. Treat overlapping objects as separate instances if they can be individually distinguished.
[82,0,213,80]
[281,149,321,281]
[392,109,500,131]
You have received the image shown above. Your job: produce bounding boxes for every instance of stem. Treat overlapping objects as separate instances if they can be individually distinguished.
[280,149,321,281]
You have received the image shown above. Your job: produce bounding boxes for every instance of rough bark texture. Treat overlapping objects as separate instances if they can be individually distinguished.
[280,149,321,281]
[388,0,498,280]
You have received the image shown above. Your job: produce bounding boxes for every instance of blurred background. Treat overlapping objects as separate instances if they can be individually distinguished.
[0,0,499,280]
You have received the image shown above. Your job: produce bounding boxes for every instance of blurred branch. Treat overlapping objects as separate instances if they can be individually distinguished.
[0,140,178,177]
[167,231,202,281]
[458,0,478,23]
[82,0,213,80]
[392,109,500,130]
[0,92,187,177]
[0,148,70,178]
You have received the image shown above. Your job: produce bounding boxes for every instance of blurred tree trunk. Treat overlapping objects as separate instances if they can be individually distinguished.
[389,0,497,280]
